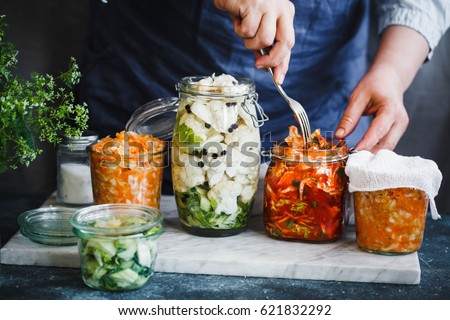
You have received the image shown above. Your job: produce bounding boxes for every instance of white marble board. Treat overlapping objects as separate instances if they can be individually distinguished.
[1,190,421,285]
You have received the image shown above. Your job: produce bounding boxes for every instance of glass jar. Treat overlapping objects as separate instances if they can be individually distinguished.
[354,188,428,255]
[56,131,98,206]
[264,139,348,242]
[71,204,163,291]
[87,131,166,208]
[18,207,77,246]
[172,75,267,237]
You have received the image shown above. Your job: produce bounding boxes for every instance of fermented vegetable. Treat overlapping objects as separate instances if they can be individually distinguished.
[354,188,428,254]
[71,205,163,292]
[79,235,158,291]
[264,126,348,241]
[172,74,261,236]
[89,131,166,207]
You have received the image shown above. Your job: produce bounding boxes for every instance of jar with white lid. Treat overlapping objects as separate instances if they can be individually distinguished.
[56,131,98,206]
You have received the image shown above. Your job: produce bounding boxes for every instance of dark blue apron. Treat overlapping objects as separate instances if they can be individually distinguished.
[77,0,370,193]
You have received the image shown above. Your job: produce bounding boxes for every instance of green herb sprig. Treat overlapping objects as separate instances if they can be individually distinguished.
[0,16,89,172]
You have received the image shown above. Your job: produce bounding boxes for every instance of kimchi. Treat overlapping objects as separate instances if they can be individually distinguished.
[263,126,348,241]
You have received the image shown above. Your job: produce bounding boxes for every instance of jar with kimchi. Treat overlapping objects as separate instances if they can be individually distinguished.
[88,131,166,208]
[354,188,428,255]
[264,126,349,242]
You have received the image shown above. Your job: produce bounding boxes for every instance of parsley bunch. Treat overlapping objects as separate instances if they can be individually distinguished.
[0,16,89,172]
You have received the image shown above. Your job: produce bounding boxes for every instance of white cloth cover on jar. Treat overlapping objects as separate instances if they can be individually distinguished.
[345,149,443,219]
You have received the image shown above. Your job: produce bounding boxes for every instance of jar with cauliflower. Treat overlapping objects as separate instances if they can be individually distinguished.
[172,74,266,236]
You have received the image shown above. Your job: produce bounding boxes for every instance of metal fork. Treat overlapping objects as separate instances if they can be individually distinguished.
[259,49,311,142]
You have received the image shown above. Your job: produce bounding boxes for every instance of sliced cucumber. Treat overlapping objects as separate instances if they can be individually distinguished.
[108,268,139,288]
[137,239,152,267]
[200,195,211,211]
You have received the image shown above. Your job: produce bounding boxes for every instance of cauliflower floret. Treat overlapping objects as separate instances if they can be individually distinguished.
[200,133,224,148]
[185,165,206,188]
[171,165,188,193]
[172,153,205,192]
[246,166,259,181]
[194,142,229,187]
[197,74,243,90]
[240,184,257,203]
[203,142,227,156]
[191,100,213,125]
[233,173,250,186]
[178,112,209,143]
[206,151,227,181]
[206,163,228,187]
[224,124,260,147]
[226,148,258,174]
[209,100,238,133]
[207,74,237,87]
[207,181,243,215]
[197,76,214,86]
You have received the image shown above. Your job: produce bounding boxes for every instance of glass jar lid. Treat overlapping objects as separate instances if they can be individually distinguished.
[125,97,178,141]
[17,207,77,246]
[71,204,163,238]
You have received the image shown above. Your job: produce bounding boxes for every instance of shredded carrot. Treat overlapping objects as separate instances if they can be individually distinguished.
[89,131,166,208]
[354,188,428,253]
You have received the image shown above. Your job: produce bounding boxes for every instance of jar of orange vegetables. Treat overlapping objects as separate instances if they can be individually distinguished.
[345,149,443,255]
[88,131,166,208]
[354,188,428,255]
[264,126,349,242]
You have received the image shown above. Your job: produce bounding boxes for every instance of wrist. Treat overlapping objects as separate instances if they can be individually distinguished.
[372,25,429,91]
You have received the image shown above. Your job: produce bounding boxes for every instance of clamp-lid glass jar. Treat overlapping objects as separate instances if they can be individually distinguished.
[71,204,163,291]
[172,74,268,237]
[56,131,98,206]
[264,127,349,242]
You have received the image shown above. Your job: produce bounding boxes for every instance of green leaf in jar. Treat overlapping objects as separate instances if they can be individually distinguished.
[285,219,296,230]
[268,226,283,237]
[291,201,307,214]
[178,123,204,144]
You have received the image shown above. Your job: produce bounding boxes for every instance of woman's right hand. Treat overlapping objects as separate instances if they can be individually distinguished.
[214,0,295,85]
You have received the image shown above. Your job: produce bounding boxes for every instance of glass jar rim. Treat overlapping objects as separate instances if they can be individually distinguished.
[58,131,99,151]
[60,130,99,145]
[86,141,167,157]
[176,75,256,97]
[270,139,349,163]
[70,204,163,237]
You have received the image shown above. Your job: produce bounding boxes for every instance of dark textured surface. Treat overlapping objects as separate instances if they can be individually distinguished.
[1,195,449,300]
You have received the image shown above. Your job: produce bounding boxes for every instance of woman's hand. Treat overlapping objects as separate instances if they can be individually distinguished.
[335,26,430,152]
[335,64,409,153]
[214,0,295,85]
